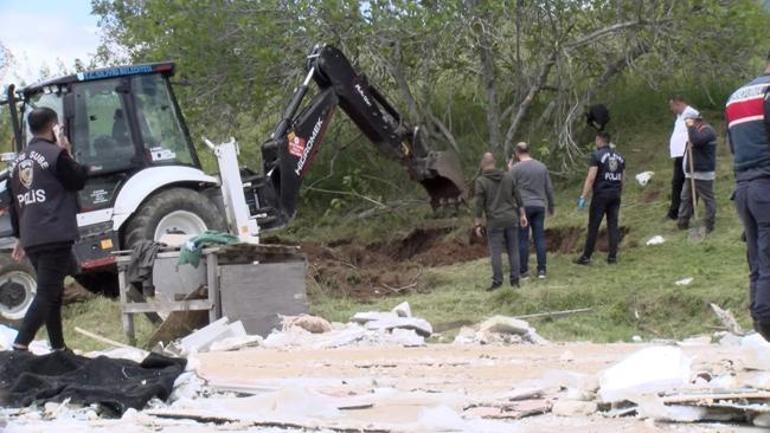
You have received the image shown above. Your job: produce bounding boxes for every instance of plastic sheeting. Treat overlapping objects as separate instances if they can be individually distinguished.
[0,350,186,416]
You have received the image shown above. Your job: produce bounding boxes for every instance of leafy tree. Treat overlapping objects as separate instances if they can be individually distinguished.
[91,0,770,205]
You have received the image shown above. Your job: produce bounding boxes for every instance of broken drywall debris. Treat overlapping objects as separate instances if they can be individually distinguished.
[178,317,248,355]
[598,346,691,403]
[740,333,770,370]
[635,397,708,422]
[263,323,425,349]
[208,335,263,352]
[387,328,425,347]
[351,311,399,324]
[169,372,206,403]
[754,413,770,427]
[453,316,549,346]
[349,303,432,337]
[363,316,433,337]
[392,302,412,318]
[714,331,742,347]
[551,400,598,417]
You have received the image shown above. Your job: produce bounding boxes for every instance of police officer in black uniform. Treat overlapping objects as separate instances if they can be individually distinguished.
[9,107,88,351]
[574,131,625,265]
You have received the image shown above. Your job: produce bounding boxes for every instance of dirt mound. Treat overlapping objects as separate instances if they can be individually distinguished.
[287,227,486,300]
[266,224,629,300]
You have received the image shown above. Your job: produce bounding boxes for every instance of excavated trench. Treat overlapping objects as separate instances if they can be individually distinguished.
[269,224,630,300]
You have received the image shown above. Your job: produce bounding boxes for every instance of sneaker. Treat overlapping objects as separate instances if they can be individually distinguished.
[510,278,520,288]
[520,271,530,281]
[486,282,502,292]
[537,270,547,279]
[607,257,618,265]
[573,256,591,266]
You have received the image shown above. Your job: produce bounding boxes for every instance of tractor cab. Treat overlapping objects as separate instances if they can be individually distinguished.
[0,64,226,320]
[3,63,201,213]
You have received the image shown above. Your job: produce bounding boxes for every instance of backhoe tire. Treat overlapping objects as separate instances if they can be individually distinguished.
[124,188,227,248]
[0,254,36,322]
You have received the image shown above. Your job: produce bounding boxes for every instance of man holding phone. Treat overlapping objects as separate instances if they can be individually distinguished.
[9,107,88,352]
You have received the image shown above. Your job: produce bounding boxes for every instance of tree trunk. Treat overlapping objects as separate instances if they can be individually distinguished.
[467,0,502,149]
[504,50,558,148]
[479,27,502,149]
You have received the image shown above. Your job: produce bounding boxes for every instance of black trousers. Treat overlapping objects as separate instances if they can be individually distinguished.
[582,193,621,260]
[14,244,75,350]
[669,157,685,220]
[735,178,770,338]
[487,223,519,285]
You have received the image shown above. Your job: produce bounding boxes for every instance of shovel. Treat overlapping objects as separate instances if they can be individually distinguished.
[686,142,706,242]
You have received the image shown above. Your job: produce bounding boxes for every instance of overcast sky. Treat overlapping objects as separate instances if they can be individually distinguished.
[0,0,101,83]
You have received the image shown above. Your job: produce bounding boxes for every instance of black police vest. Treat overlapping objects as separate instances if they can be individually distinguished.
[593,147,625,195]
[11,138,80,249]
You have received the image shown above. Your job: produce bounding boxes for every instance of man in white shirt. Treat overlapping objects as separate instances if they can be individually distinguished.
[667,96,700,220]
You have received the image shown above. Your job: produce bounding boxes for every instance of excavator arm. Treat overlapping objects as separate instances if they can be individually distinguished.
[255,44,466,230]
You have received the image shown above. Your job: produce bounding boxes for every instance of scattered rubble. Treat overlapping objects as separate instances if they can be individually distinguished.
[178,317,247,355]
[260,302,432,348]
[453,316,549,345]
[8,301,770,432]
[207,335,263,352]
[551,400,597,417]
[598,346,692,403]
[351,307,433,337]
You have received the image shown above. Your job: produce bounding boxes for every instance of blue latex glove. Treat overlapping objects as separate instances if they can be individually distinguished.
[577,196,586,210]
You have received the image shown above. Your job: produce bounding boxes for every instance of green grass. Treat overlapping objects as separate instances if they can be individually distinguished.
[307,120,753,343]
[38,297,157,353]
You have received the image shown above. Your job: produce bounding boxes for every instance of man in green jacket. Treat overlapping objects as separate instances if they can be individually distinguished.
[474,152,528,290]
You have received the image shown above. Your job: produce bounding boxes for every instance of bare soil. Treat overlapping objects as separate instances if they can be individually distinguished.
[267,224,629,300]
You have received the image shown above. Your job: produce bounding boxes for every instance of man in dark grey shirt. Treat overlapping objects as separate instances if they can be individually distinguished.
[509,142,555,279]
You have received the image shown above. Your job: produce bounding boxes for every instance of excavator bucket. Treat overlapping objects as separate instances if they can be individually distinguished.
[416,150,468,209]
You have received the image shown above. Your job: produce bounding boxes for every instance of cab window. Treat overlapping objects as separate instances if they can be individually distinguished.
[131,74,195,166]
[23,92,63,144]
[71,78,137,173]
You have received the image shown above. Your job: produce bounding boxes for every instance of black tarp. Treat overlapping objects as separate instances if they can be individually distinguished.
[0,350,186,416]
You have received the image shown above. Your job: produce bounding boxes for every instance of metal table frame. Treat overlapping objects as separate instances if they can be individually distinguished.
[116,248,220,345]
